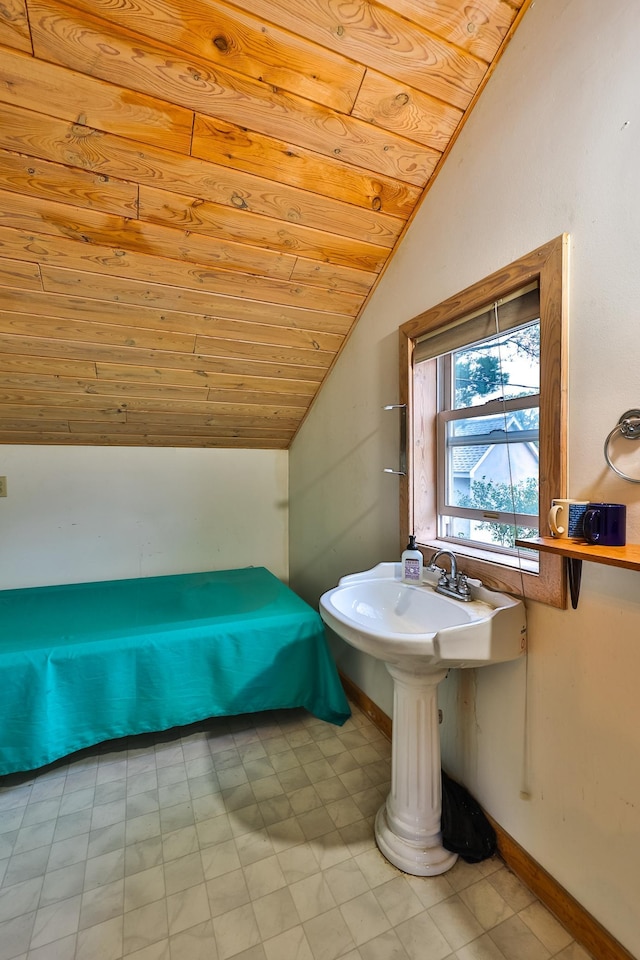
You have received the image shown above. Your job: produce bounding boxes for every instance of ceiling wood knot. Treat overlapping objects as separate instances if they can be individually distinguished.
[213,35,229,53]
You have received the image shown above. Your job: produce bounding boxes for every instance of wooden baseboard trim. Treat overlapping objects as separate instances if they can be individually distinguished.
[339,670,392,740]
[340,673,634,960]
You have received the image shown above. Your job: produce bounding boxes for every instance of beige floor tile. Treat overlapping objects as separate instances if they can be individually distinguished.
[76,915,123,960]
[228,803,265,839]
[404,871,455,909]
[166,881,210,936]
[251,775,285,803]
[487,866,538,912]
[277,842,319,884]
[83,848,125,893]
[553,943,594,960]
[297,807,337,841]
[323,859,369,905]
[455,931,512,959]
[488,914,551,960]
[212,902,261,960]
[354,847,400,888]
[13,821,57,856]
[28,931,77,960]
[124,836,163,877]
[125,812,161,847]
[80,877,124,930]
[307,830,352,871]
[358,928,412,960]
[0,913,34,960]
[303,906,356,960]
[236,830,275,866]
[459,878,514,930]
[161,824,199,862]
[325,797,364,830]
[87,822,126,860]
[0,876,42,923]
[429,894,485,951]
[39,862,85,909]
[265,816,306,853]
[395,909,452,960]
[169,918,218,960]
[253,887,300,941]
[244,854,287,900]
[519,900,574,954]
[263,924,314,960]
[123,899,168,955]
[373,876,424,927]
[27,895,82,951]
[290,873,336,922]
[207,867,250,918]
[4,847,50,888]
[164,852,204,896]
[125,937,171,960]
[124,865,165,912]
[201,838,241,881]
[340,889,392,946]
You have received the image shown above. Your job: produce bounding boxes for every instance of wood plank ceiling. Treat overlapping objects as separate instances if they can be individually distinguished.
[0,0,529,448]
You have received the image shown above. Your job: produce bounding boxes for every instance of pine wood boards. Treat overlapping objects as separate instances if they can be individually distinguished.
[0,0,530,447]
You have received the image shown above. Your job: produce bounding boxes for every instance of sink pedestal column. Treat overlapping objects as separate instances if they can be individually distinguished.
[374,664,457,876]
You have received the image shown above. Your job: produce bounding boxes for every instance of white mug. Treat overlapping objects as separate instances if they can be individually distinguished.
[549,499,589,538]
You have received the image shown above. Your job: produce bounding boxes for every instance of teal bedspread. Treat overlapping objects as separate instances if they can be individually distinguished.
[0,566,350,776]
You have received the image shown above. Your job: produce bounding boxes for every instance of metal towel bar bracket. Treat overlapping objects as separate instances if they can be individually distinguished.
[383,404,407,476]
[604,409,640,483]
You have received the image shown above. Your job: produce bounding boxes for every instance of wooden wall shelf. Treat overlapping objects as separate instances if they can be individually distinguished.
[515,537,640,607]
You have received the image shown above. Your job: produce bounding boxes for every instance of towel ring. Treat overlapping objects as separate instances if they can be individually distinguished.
[604,409,640,483]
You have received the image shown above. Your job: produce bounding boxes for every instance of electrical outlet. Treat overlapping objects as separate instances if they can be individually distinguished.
[0,477,6,497]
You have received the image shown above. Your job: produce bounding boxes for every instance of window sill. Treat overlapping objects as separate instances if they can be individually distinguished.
[423,539,539,575]
[418,537,546,602]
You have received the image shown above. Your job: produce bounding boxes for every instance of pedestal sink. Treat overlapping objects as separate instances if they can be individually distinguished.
[319,562,526,876]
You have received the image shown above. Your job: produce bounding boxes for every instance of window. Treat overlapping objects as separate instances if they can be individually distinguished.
[399,236,569,607]
[438,315,540,554]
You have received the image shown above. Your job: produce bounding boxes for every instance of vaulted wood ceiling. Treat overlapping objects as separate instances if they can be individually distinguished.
[0,0,529,448]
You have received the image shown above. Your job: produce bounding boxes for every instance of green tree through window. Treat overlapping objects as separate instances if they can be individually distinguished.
[458,476,539,548]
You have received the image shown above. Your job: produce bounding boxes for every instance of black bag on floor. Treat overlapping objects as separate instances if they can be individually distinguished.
[441,770,497,863]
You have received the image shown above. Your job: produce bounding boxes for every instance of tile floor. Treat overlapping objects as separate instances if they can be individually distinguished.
[0,703,593,960]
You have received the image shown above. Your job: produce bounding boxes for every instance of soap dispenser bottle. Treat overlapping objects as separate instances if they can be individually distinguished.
[402,535,423,583]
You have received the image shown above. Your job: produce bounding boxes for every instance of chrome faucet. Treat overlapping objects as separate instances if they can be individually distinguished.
[427,549,472,601]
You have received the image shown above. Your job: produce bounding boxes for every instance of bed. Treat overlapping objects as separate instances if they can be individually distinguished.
[0,566,351,776]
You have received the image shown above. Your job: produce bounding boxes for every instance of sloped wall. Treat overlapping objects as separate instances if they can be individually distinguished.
[289,0,640,953]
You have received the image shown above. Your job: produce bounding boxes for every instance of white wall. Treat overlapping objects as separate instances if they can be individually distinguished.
[289,0,640,953]
[0,445,289,588]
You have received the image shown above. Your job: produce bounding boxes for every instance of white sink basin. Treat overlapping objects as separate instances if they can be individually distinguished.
[320,562,526,671]
[319,561,527,877]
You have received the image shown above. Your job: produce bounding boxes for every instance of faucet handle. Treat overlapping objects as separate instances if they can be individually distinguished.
[456,574,471,598]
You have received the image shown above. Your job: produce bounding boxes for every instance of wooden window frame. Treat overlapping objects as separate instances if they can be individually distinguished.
[399,235,569,607]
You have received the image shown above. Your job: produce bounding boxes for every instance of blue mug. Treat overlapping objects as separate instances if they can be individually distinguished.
[582,503,626,546]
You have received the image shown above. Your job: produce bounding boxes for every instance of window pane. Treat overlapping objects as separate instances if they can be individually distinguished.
[453,321,540,409]
[447,409,539,512]
[442,403,539,550]
[449,407,539,443]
